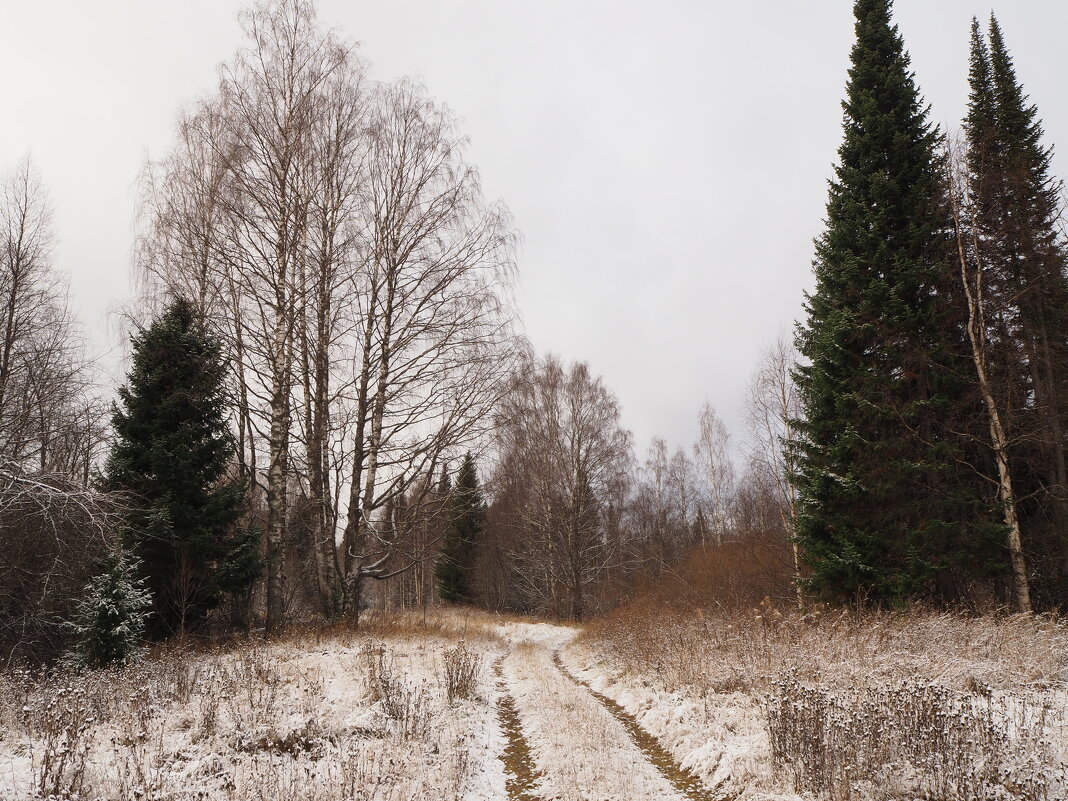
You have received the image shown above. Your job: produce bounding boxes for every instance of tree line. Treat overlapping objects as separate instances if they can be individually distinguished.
[124,0,796,633]
[5,0,1068,667]
[793,0,1068,613]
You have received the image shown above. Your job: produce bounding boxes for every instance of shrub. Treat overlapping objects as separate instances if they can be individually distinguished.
[442,641,481,703]
[0,466,120,667]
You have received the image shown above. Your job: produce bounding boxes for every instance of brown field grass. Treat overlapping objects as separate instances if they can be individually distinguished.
[578,595,1068,800]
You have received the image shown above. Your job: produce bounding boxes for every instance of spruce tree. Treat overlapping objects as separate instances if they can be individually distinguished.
[964,16,1068,603]
[64,549,152,670]
[792,0,985,603]
[436,453,486,603]
[107,299,258,636]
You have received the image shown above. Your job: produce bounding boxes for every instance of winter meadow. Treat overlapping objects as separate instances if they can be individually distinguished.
[3,0,1068,798]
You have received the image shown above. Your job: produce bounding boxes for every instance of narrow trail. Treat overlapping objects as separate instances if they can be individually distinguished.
[493,656,544,800]
[552,651,723,801]
[492,621,712,801]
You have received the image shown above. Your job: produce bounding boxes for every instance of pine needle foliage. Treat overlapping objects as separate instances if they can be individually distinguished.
[107,298,259,637]
[791,0,994,604]
[962,16,1068,604]
[64,549,152,670]
[437,453,486,603]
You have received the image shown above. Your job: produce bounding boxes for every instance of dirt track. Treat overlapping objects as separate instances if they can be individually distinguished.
[493,622,714,801]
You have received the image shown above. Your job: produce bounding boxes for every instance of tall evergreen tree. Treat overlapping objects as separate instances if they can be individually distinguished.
[107,299,259,636]
[436,453,486,603]
[792,0,990,603]
[963,16,1068,604]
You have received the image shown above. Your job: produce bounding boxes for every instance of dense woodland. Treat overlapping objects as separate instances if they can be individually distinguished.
[3,0,1068,667]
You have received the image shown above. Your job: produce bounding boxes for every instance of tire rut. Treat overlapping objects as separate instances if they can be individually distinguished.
[552,651,723,801]
[494,655,544,800]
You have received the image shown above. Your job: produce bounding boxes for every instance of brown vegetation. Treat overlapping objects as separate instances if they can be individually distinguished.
[577,598,1068,800]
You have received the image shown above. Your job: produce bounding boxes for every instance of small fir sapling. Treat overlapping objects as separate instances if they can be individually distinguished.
[65,549,153,669]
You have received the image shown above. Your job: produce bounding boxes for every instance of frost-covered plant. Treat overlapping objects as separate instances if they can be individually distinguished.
[64,549,152,669]
[32,684,93,799]
[365,642,431,739]
[442,641,481,703]
[765,671,1062,800]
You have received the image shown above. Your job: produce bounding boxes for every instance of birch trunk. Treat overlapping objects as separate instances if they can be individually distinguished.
[953,190,1032,613]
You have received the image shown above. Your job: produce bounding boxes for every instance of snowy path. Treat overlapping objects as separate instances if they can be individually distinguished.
[551,651,721,801]
[493,655,543,800]
[492,621,710,801]
[0,616,744,800]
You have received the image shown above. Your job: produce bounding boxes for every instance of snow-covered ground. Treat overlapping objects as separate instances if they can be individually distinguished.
[560,639,798,801]
[0,625,509,800]
[1,609,1064,800]
[570,606,1068,801]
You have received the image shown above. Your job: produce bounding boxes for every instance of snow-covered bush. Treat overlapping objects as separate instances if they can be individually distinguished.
[64,549,152,669]
[443,640,482,703]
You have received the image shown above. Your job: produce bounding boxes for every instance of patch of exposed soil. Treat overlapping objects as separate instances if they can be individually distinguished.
[494,656,544,800]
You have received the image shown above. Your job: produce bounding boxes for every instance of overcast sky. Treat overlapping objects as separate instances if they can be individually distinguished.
[2,0,1067,460]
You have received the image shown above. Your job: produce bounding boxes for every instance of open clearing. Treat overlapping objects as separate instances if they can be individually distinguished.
[1,609,1065,800]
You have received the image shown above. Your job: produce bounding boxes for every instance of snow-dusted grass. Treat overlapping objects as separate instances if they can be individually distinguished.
[561,641,788,800]
[0,619,508,800]
[5,604,1061,801]
[765,671,1064,799]
[582,601,1068,692]
[572,602,1068,801]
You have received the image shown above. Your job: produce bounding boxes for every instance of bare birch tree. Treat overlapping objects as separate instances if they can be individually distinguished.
[635,438,699,566]
[337,78,519,619]
[947,140,1032,613]
[291,43,369,618]
[493,356,632,619]
[745,334,803,607]
[0,158,56,457]
[0,158,106,480]
[694,401,735,545]
[137,0,519,628]
[211,0,355,635]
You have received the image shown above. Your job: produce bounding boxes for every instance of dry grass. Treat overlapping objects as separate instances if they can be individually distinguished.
[443,641,483,704]
[363,640,433,739]
[581,599,1068,692]
[578,599,1068,800]
[280,606,520,652]
[0,613,506,800]
[766,671,1060,800]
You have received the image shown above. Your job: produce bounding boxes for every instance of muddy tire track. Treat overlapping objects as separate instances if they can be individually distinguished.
[552,651,723,801]
[494,656,544,800]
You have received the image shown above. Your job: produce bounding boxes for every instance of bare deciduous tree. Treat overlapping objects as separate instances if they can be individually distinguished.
[745,333,803,607]
[0,158,106,481]
[336,78,519,619]
[633,438,700,568]
[0,462,124,666]
[694,401,735,545]
[215,0,355,635]
[493,356,633,619]
[137,0,519,630]
[947,140,1031,613]
[295,52,369,617]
